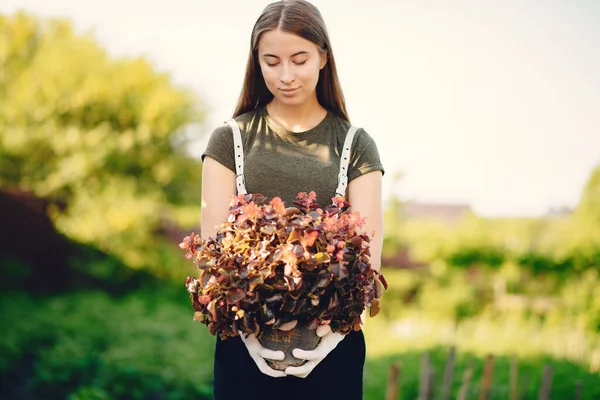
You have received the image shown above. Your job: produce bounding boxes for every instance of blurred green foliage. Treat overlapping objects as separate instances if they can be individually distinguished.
[0,289,214,400]
[361,267,600,399]
[384,166,600,274]
[0,12,204,276]
[376,268,600,359]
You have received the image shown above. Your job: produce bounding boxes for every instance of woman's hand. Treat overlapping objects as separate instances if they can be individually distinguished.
[284,325,345,378]
[239,331,287,378]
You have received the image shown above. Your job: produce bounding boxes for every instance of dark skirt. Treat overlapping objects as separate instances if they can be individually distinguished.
[213,329,366,400]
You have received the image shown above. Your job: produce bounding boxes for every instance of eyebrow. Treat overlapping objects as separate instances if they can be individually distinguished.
[261,51,309,58]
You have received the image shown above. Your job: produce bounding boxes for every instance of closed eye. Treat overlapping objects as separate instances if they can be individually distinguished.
[265,60,306,67]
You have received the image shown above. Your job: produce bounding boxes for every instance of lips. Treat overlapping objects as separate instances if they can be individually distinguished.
[280,87,299,93]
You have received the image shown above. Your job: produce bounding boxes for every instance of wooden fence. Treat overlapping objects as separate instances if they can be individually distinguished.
[385,347,585,400]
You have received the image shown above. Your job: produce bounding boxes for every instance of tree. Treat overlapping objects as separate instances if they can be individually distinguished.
[0,12,205,275]
[576,165,600,225]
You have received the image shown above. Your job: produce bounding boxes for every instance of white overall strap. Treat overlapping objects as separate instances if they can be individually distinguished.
[226,119,247,195]
[335,126,359,197]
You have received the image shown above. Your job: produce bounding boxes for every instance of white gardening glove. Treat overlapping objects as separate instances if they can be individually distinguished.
[239,331,287,378]
[284,324,345,378]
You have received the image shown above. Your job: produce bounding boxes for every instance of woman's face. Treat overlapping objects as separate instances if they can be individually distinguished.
[257,29,327,107]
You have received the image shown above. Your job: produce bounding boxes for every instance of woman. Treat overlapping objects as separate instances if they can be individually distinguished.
[201,1,384,398]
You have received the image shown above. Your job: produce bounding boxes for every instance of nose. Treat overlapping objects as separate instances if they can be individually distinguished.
[279,64,295,84]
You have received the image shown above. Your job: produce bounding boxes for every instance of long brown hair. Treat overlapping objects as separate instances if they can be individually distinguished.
[232,0,349,122]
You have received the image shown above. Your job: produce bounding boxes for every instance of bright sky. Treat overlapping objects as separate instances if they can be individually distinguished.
[3,0,599,217]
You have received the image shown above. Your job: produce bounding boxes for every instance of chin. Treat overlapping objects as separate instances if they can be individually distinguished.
[274,95,307,107]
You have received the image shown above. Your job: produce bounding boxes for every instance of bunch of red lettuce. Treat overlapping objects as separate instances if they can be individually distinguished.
[181,192,387,340]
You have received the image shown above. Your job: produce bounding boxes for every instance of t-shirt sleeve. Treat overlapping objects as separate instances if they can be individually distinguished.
[201,123,235,172]
[348,128,385,182]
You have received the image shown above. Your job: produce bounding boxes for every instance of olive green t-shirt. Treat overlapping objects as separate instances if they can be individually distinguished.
[201,106,384,207]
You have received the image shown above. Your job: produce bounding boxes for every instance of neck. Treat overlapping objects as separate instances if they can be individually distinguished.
[266,96,327,133]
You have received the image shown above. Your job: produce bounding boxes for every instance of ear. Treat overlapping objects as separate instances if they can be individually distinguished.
[319,52,327,70]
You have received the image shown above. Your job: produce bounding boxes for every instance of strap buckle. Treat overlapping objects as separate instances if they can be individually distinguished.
[336,173,348,196]
[236,174,246,187]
